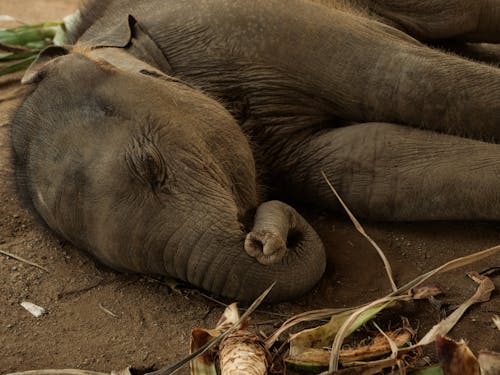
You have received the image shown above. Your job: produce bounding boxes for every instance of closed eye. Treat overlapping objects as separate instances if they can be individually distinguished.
[125,136,168,193]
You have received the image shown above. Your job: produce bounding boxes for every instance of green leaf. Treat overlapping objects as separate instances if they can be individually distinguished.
[285,356,327,374]
[0,22,63,48]
[0,55,36,76]
[289,301,395,355]
[0,52,35,61]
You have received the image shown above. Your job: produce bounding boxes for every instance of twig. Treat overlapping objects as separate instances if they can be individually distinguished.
[98,303,118,318]
[198,291,289,318]
[58,279,106,299]
[321,171,398,292]
[197,291,228,307]
[0,248,49,272]
[373,322,399,360]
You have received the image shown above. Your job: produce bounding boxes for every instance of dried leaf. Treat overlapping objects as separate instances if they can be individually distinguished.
[286,329,412,373]
[373,322,399,360]
[328,296,410,372]
[266,307,352,348]
[269,242,499,373]
[435,335,479,375]
[290,301,395,357]
[190,329,218,375]
[409,283,444,300]
[390,245,500,298]
[336,329,413,363]
[418,273,494,346]
[492,315,500,330]
[478,351,500,375]
[216,303,241,331]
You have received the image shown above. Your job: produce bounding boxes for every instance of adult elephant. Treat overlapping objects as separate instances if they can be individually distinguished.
[10,0,500,301]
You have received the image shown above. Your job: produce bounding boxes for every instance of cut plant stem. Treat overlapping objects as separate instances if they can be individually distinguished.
[149,283,275,375]
[219,330,269,375]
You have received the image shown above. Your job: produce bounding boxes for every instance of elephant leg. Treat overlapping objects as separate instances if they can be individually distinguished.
[333,40,500,141]
[270,122,500,221]
[355,0,500,42]
[251,2,500,141]
[435,42,500,67]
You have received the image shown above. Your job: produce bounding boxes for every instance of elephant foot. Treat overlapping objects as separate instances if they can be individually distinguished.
[244,230,286,265]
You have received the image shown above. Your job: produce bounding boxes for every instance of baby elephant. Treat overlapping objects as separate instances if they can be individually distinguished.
[11,0,500,301]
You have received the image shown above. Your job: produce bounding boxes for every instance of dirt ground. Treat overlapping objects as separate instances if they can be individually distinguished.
[0,1,498,374]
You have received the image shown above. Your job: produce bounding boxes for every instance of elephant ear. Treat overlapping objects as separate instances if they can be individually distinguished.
[21,45,70,84]
[86,14,134,48]
[84,14,173,74]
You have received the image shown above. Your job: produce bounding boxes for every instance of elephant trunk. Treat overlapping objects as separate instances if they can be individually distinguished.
[162,201,326,302]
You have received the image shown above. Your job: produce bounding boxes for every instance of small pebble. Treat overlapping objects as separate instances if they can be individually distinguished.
[20,301,46,317]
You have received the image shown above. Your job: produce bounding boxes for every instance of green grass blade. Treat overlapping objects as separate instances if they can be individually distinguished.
[0,52,35,61]
[0,55,36,76]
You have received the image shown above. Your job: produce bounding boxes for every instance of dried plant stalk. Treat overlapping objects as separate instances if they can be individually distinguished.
[418,272,494,346]
[321,171,398,292]
[219,330,269,375]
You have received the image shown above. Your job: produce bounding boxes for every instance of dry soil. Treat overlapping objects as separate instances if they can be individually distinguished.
[0,1,498,374]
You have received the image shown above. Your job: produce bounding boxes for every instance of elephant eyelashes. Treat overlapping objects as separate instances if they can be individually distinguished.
[125,137,167,192]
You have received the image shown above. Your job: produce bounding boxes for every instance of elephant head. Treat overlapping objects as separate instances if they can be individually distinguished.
[10,44,325,302]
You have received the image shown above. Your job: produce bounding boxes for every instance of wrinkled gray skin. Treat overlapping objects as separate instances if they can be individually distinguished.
[10,0,500,302]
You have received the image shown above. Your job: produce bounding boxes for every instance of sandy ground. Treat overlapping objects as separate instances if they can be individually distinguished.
[0,1,498,374]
